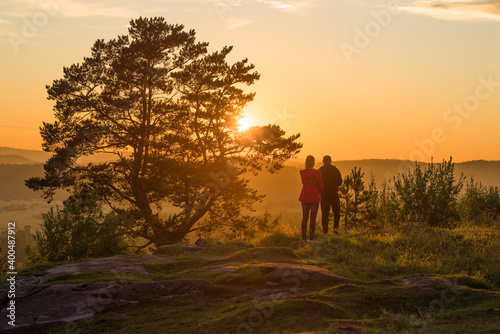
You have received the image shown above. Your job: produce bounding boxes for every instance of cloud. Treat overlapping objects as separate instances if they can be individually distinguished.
[399,0,500,21]
[226,17,254,28]
[0,0,137,18]
[58,1,137,18]
[256,0,311,12]
[211,0,311,29]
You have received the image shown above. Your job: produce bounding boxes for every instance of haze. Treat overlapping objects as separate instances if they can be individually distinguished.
[1,0,500,162]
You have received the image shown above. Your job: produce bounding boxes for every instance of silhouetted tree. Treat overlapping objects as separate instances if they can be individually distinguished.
[365,173,379,224]
[26,17,302,247]
[339,174,353,229]
[339,167,374,229]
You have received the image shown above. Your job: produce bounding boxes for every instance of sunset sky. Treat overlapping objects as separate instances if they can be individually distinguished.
[1,0,500,162]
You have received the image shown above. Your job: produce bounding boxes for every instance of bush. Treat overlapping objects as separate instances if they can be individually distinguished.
[394,158,464,227]
[198,210,281,242]
[32,191,132,262]
[459,178,500,225]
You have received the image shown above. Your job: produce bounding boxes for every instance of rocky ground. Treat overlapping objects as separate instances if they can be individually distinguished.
[1,243,500,333]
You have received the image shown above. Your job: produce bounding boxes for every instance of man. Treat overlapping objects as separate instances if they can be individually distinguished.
[319,155,343,234]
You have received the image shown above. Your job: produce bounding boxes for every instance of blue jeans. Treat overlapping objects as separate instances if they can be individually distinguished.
[301,202,319,241]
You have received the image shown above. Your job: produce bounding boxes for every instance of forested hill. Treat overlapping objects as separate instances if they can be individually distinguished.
[0,147,50,163]
[1,147,499,204]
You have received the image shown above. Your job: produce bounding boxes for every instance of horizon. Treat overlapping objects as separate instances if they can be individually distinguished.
[2,145,500,165]
[1,1,500,162]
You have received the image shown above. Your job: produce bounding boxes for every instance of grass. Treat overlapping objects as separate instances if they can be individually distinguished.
[46,273,500,333]
[12,218,500,333]
[288,223,500,288]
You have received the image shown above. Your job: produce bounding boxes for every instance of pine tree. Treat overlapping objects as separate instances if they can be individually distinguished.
[26,17,302,247]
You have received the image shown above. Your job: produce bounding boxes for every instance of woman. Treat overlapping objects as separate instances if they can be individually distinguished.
[298,155,323,242]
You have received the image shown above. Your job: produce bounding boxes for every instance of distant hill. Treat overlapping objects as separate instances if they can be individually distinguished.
[0,164,46,201]
[456,160,500,187]
[1,147,499,206]
[0,147,120,165]
[285,159,500,188]
[0,155,38,164]
[0,147,51,163]
[248,159,500,213]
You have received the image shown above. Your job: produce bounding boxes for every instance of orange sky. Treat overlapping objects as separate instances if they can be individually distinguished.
[1,0,500,162]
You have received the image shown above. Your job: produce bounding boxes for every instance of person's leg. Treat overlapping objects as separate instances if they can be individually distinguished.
[332,193,341,231]
[309,202,319,240]
[320,199,330,234]
[301,202,311,241]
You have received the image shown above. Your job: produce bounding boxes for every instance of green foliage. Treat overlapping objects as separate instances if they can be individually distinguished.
[339,167,374,229]
[32,192,132,262]
[377,181,401,227]
[394,158,464,227]
[26,17,301,246]
[198,210,281,241]
[459,178,500,225]
[365,173,379,223]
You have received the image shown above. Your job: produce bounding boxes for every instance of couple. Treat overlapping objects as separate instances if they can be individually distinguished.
[298,155,342,242]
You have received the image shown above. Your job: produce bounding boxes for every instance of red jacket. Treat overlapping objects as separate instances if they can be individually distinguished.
[298,168,323,203]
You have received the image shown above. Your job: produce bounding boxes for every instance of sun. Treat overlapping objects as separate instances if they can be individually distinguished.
[237,114,254,132]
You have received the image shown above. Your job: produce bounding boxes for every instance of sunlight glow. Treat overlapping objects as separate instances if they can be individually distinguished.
[237,114,255,132]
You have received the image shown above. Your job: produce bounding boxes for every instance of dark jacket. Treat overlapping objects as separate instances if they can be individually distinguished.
[298,168,323,203]
[319,163,342,198]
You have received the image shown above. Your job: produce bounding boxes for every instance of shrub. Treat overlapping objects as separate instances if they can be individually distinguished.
[394,158,464,227]
[459,178,500,224]
[198,210,281,242]
[32,191,132,262]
